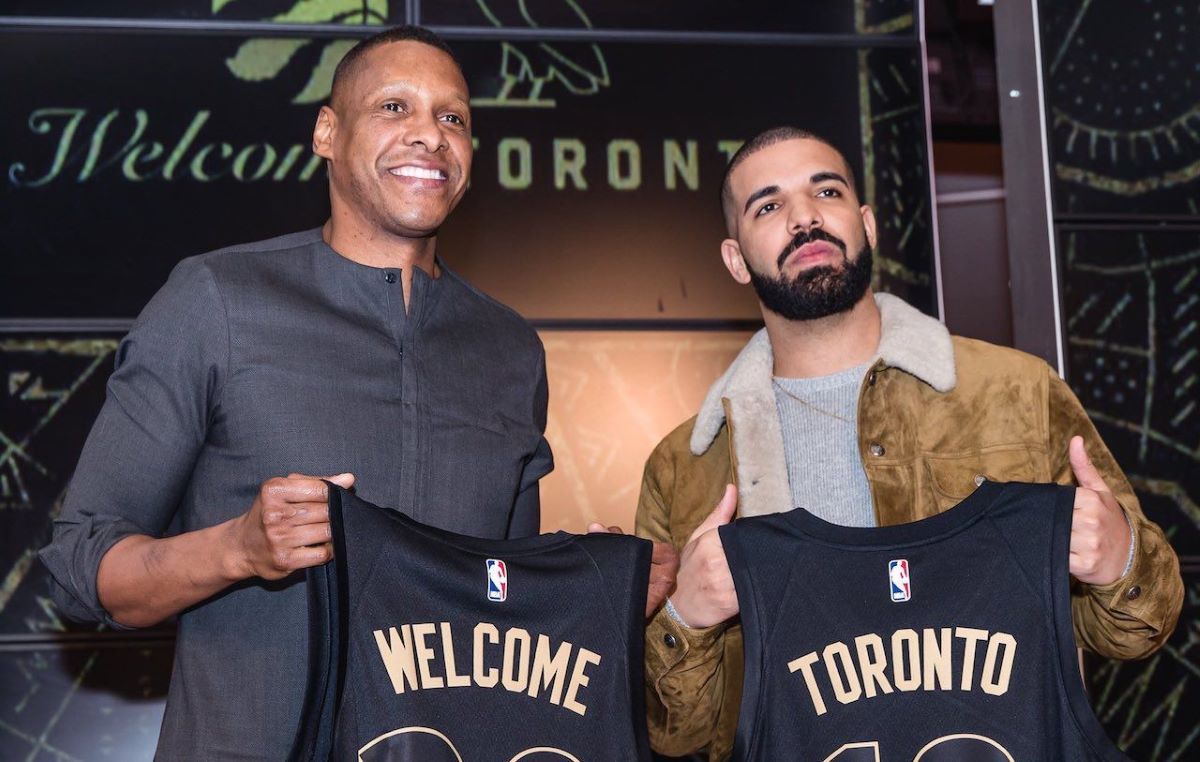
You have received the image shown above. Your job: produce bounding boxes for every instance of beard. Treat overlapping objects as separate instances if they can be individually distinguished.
[746,227,874,322]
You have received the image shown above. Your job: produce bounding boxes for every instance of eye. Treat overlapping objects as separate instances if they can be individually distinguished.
[440,113,465,126]
[754,201,779,218]
[816,187,842,198]
[382,102,404,113]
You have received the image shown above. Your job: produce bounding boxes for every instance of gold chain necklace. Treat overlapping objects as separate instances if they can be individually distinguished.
[772,378,854,424]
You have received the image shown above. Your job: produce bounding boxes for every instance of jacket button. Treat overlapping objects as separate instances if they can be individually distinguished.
[663,633,678,648]
[869,442,885,457]
[1126,586,1141,601]
[384,272,397,284]
[868,371,877,386]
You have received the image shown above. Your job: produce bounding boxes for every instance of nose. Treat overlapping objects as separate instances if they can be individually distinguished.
[403,109,446,153]
[787,196,822,235]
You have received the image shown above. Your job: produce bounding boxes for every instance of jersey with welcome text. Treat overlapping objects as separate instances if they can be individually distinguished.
[719,480,1130,762]
[290,486,652,762]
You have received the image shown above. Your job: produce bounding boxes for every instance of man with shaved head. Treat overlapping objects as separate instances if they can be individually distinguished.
[41,26,556,760]
[634,127,1182,759]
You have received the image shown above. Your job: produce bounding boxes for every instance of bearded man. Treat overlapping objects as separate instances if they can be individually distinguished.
[634,127,1183,760]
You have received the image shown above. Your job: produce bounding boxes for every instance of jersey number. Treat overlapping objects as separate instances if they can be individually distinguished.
[823,734,1014,761]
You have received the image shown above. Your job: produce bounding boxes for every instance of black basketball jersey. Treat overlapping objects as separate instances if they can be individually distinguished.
[290,486,653,762]
[719,480,1130,761]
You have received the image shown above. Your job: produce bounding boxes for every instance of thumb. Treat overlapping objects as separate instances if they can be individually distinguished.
[689,484,738,542]
[327,472,356,489]
[1068,436,1108,492]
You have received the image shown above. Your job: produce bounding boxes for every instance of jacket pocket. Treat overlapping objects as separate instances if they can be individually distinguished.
[924,447,1044,511]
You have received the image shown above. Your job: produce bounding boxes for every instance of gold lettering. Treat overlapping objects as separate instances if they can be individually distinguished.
[411,622,443,689]
[955,627,989,691]
[439,622,470,688]
[298,153,324,182]
[716,139,744,163]
[891,629,921,691]
[563,648,601,717]
[9,108,87,188]
[232,144,277,182]
[981,633,1016,696]
[607,139,641,190]
[122,142,164,181]
[854,633,893,698]
[787,651,828,716]
[373,626,420,694]
[162,111,210,180]
[553,138,588,190]
[190,143,233,182]
[473,623,499,688]
[498,137,532,190]
[822,641,862,706]
[527,634,573,705]
[922,627,953,691]
[502,627,531,692]
[663,139,698,190]
[80,109,148,181]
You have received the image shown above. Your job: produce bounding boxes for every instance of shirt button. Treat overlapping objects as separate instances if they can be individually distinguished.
[384,272,397,284]
[869,442,885,457]
[663,633,678,648]
[1126,585,1141,601]
[974,474,986,487]
[868,371,877,386]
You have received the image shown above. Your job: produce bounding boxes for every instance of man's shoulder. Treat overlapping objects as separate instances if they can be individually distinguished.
[189,228,324,271]
[949,334,1053,381]
[440,265,542,349]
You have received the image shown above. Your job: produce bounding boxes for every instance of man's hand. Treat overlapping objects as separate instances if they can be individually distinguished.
[1068,436,1131,586]
[587,521,680,618]
[230,472,355,581]
[669,484,739,629]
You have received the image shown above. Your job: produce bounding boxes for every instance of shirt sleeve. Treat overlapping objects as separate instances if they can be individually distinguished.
[1045,363,1184,658]
[508,344,553,537]
[38,256,229,627]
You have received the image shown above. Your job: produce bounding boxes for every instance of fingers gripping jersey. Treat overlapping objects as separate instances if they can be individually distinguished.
[719,481,1130,762]
[290,487,653,762]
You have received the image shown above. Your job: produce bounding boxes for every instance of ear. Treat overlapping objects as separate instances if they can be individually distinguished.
[720,238,752,285]
[860,204,878,250]
[312,105,337,160]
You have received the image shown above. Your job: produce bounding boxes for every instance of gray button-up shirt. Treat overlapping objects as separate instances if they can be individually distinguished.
[39,228,553,761]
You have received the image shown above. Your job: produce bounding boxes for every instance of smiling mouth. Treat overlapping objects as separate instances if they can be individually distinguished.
[389,166,448,181]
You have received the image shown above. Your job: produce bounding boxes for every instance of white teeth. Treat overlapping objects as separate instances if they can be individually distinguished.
[391,166,446,180]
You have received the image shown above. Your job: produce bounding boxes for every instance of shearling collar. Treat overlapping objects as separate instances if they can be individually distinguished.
[688,293,956,516]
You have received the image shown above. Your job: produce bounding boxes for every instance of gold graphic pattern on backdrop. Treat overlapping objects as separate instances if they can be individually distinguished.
[217,0,610,109]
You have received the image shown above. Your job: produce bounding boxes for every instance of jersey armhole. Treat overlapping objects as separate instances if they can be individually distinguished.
[576,538,654,760]
[1048,487,1133,761]
[720,524,764,760]
[288,484,351,762]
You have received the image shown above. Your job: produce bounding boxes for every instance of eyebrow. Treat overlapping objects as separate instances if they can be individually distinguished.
[742,171,852,215]
[811,171,850,188]
[743,185,781,215]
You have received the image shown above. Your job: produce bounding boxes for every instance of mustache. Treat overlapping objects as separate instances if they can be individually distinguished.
[777,228,848,270]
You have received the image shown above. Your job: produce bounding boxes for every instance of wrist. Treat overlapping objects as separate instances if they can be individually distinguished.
[664,597,694,629]
[219,515,254,583]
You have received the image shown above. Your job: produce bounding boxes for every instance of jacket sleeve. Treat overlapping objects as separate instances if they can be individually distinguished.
[1046,365,1184,658]
[37,257,228,628]
[635,438,731,757]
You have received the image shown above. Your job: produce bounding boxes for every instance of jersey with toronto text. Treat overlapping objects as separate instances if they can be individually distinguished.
[289,486,652,762]
[719,480,1130,762]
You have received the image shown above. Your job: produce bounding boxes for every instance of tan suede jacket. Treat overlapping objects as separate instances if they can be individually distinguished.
[635,294,1183,761]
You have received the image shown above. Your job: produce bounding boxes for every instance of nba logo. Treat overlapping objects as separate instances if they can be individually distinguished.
[889,559,911,602]
[486,559,508,602]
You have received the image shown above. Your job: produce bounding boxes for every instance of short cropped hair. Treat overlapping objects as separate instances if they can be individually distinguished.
[720,126,859,234]
[329,25,463,107]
